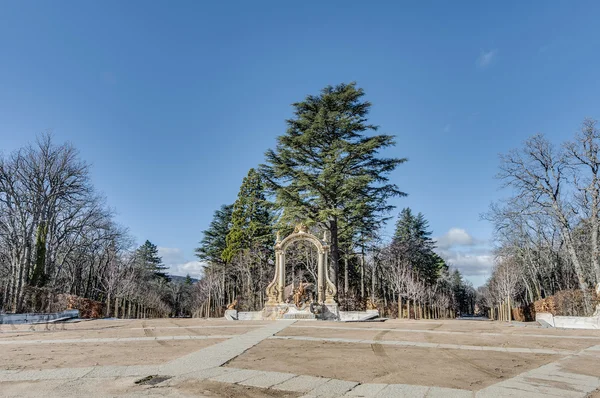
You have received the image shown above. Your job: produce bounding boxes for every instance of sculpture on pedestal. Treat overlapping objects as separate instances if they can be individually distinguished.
[264,224,338,319]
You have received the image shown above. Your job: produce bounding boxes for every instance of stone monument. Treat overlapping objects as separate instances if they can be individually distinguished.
[262,224,339,320]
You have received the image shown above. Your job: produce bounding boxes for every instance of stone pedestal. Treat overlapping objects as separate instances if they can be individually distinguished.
[262,304,291,320]
[224,309,238,321]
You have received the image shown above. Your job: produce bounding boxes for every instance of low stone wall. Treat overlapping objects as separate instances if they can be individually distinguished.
[339,310,379,322]
[0,309,80,325]
[535,312,600,329]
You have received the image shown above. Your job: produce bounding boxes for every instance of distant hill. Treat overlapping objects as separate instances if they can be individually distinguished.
[168,275,199,284]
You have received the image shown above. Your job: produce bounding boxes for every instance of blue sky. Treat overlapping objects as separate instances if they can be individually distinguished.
[2,2,599,286]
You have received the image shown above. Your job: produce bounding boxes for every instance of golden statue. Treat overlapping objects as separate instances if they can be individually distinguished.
[294,223,309,234]
[293,283,308,308]
[227,299,238,310]
[366,298,378,310]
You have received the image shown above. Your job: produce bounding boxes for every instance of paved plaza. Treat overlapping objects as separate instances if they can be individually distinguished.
[1,318,599,397]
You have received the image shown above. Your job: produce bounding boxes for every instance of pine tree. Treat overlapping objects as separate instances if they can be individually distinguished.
[195,204,233,265]
[136,240,169,280]
[393,208,444,284]
[222,168,273,262]
[260,82,406,290]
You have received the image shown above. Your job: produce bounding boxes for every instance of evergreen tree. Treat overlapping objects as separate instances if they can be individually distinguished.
[222,168,273,262]
[260,82,406,289]
[195,204,233,265]
[136,240,169,280]
[393,208,444,284]
[30,222,48,287]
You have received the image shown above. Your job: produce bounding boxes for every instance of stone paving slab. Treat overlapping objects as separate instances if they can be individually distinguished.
[209,368,264,383]
[182,366,238,380]
[161,321,295,375]
[272,375,331,393]
[476,386,556,398]
[305,379,358,397]
[524,372,599,388]
[239,370,297,388]
[425,387,474,397]
[493,379,581,397]
[375,384,430,397]
[83,365,159,378]
[344,383,387,398]
[344,383,388,397]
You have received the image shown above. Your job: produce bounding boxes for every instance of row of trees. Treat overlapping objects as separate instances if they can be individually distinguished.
[0,135,195,316]
[481,119,600,317]
[195,83,474,318]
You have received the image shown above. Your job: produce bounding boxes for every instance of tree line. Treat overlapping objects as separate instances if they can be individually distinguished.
[481,119,600,318]
[195,83,474,318]
[0,135,195,316]
[1,83,475,319]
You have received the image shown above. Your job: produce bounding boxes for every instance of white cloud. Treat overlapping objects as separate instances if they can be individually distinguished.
[170,261,205,279]
[437,250,494,277]
[436,228,474,249]
[158,247,205,279]
[476,49,498,68]
[434,228,495,284]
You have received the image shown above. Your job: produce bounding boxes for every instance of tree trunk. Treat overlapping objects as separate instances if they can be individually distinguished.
[371,257,376,302]
[360,249,365,298]
[344,256,349,295]
[399,296,403,319]
[329,219,339,292]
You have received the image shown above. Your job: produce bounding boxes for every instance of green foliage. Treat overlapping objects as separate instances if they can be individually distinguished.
[30,221,48,287]
[135,240,169,280]
[260,82,406,286]
[222,168,273,262]
[195,204,233,265]
[450,268,475,314]
[393,208,445,284]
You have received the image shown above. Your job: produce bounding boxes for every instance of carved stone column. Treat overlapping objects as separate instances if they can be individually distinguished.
[278,251,285,303]
[317,251,324,302]
[323,250,337,304]
[265,249,281,305]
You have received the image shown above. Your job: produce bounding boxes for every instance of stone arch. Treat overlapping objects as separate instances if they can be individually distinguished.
[265,225,337,305]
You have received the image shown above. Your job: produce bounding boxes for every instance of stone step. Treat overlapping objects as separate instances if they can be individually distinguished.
[283,313,316,320]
